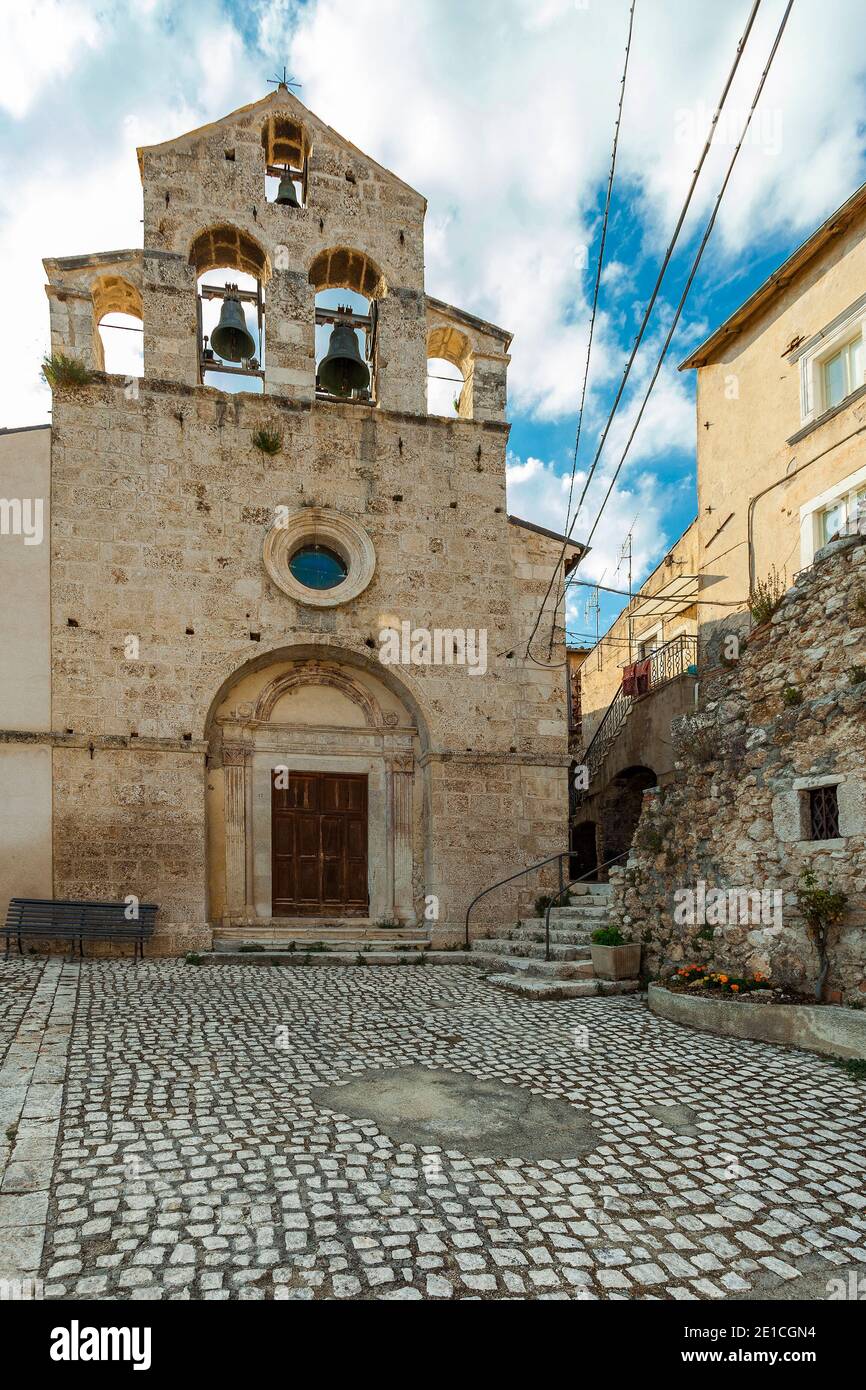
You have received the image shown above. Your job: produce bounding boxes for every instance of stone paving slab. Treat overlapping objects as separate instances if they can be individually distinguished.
[0,959,78,1286]
[2,959,864,1301]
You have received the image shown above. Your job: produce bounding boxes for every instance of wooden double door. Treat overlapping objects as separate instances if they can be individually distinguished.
[272,771,368,916]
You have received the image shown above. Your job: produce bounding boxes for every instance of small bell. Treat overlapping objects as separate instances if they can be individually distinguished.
[318,316,370,397]
[275,169,300,207]
[210,287,256,363]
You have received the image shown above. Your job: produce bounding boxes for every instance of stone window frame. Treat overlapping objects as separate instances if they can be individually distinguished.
[793,774,847,849]
[262,506,376,609]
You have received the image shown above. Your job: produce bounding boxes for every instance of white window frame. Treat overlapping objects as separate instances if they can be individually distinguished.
[799,462,866,566]
[633,621,663,662]
[799,307,866,425]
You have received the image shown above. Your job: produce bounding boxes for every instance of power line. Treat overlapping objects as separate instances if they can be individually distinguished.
[577,0,795,563]
[524,0,763,666]
[563,0,637,540]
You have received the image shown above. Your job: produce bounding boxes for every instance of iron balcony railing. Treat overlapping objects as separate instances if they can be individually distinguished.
[575,633,698,802]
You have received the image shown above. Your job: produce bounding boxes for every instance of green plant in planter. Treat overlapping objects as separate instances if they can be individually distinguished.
[748,565,785,626]
[591,926,627,946]
[796,867,848,1002]
[534,894,552,918]
[782,685,803,707]
[251,426,284,455]
[41,353,95,389]
[184,952,203,966]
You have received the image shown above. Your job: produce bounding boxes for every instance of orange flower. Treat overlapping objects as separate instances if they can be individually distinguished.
[718,974,728,983]
[731,983,740,992]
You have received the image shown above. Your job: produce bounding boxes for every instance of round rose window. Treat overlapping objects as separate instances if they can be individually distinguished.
[288,544,348,591]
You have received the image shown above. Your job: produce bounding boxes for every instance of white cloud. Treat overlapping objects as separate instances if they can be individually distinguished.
[2,0,864,463]
[282,0,866,428]
[0,0,104,118]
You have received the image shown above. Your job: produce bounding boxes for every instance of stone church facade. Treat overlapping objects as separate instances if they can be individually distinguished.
[0,89,577,953]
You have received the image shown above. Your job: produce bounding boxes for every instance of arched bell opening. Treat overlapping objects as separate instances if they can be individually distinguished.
[308,250,386,403]
[426,323,472,418]
[190,225,270,394]
[314,288,372,401]
[262,114,310,208]
[96,312,143,378]
[90,274,143,377]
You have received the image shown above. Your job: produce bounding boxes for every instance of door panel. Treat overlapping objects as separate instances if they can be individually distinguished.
[272,771,368,915]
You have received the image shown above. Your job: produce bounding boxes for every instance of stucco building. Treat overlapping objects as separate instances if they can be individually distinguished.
[0,87,580,952]
[571,181,866,875]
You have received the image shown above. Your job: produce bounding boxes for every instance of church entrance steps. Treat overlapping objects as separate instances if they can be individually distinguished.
[213,920,427,950]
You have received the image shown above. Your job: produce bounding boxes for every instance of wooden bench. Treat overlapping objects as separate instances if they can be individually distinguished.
[3,899,159,960]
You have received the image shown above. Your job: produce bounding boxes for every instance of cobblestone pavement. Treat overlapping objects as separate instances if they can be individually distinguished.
[0,958,44,1072]
[5,960,866,1301]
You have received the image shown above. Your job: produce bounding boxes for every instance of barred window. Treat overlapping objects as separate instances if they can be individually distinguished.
[808,785,840,840]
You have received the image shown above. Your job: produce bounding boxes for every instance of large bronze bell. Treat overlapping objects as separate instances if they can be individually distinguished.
[318,320,370,397]
[210,288,256,363]
[275,170,300,207]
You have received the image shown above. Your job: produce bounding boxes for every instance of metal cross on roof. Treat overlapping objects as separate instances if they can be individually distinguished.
[268,67,301,92]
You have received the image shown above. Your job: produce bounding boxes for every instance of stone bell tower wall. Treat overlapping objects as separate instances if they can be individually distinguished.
[138,93,428,413]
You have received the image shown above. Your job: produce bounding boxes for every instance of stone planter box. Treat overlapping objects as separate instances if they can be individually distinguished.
[590,942,641,980]
[648,984,866,1060]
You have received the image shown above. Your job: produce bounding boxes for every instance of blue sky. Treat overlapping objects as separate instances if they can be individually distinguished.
[1,0,865,639]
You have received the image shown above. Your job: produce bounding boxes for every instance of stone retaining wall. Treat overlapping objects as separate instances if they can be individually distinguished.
[610,534,866,1004]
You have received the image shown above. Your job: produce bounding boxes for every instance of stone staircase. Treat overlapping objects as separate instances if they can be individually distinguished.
[211,919,430,960]
[466,882,640,999]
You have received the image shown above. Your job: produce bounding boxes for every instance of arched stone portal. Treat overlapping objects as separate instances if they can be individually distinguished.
[205,650,426,936]
[601,764,658,867]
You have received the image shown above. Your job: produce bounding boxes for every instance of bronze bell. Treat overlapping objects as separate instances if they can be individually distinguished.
[210,288,256,363]
[275,169,300,207]
[318,320,370,397]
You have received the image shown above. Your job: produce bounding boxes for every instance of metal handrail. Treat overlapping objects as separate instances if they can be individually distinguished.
[464,851,569,950]
[542,849,631,961]
[582,682,630,783]
[577,633,699,799]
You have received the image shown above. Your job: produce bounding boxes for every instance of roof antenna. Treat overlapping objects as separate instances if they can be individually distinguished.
[268,66,301,92]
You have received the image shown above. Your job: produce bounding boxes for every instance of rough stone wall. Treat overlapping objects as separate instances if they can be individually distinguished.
[610,534,866,1003]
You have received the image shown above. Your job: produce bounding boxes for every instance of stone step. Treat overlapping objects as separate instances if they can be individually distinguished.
[212,937,430,954]
[213,926,427,948]
[512,926,593,946]
[471,939,590,962]
[201,949,432,967]
[487,973,641,1000]
[469,952,595,980]
[550,904,610,919]
[486,974,602,1000]
[564,883,611,897]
